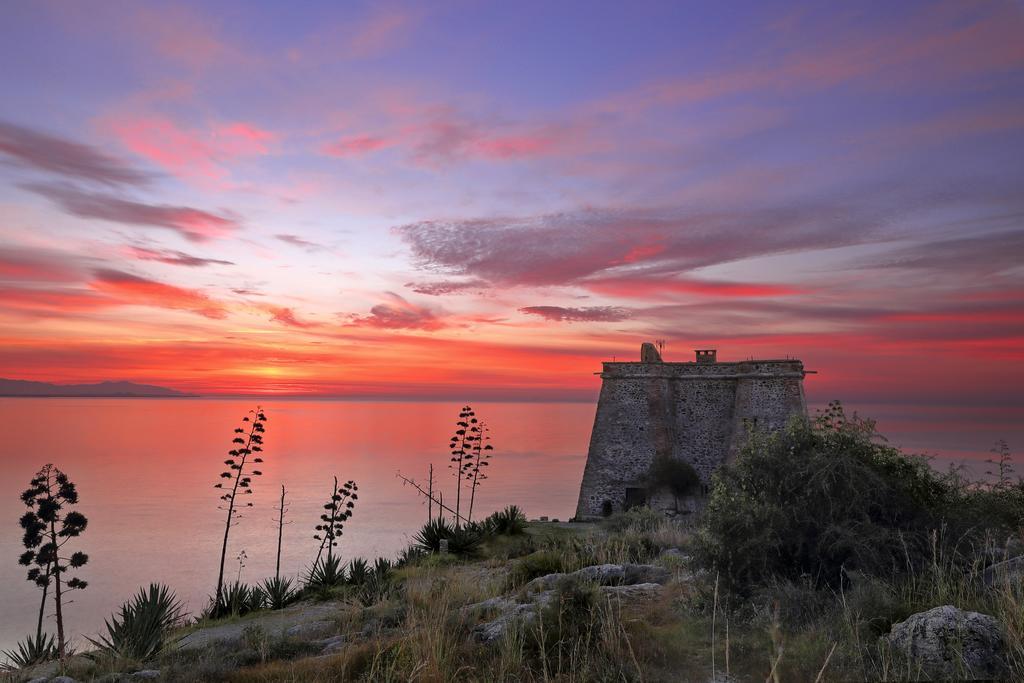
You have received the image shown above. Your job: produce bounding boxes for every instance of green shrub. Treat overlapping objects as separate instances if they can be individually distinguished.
[89,583,184,661]
[1,632,56,670]
[413,518,482,557]
[693,402,1005,592]
[602,506,665,533]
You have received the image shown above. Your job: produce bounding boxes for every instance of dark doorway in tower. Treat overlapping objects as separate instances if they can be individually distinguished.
[624,487,647,510]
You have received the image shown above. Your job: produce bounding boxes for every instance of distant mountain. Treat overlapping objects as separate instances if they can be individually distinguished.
[0,379,195,397]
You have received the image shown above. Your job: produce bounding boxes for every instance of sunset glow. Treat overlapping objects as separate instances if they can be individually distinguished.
[0,1,1021,422]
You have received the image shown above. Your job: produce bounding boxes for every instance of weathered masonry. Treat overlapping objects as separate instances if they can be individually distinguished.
[575,343,809,520]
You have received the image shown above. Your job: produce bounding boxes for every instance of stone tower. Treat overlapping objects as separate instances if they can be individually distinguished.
[575,344,808,520]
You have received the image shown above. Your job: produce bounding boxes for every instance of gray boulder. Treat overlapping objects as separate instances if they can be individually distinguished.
[885,605,1007,679]
[524,563,671,593]
[317,634,347,655]
[131,672,161,680]
[284,619,333,639]
[601,583,662,601]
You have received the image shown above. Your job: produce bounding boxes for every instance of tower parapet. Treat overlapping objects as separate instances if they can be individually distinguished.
[575,343,808,520]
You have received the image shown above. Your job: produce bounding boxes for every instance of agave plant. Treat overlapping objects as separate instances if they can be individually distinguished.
[260,576,296,610]
[486,505,527,536]
[396,545,427,567]
[346,557,369,585]
[207,581,264,618]
[413,518,482,557]
[373,557,393,581]
[306,553,345,590]
[356,558,399,607]
[88,584,184,661]
[1,632,56,670]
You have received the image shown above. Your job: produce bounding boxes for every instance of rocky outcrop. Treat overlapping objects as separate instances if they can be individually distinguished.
[466,563,672,643]
[885,605,1007,679]
[522,563,671,593]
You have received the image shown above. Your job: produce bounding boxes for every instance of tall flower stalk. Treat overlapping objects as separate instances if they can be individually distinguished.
[465,421,494,523]
[448,406,481,528]
[313,477,358,569]
[212,407,267,609]
[19,464,89,658]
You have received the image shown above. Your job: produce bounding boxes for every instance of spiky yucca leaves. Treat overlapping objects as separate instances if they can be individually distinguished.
[260,576,297,610]
[347,557,370,585]
[357,557,398,606]
[486,505,527,535]
[396,545,427,567]
[88,583,184,662]
[413,518,482,557]
[464,420,494,523]
[220,581,265,616]
[1,632,56,670]
[19,464,89,657]
[306,553,345,590]
[213,407,267,611]
[312,477,358,569]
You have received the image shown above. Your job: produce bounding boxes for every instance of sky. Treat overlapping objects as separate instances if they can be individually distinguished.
[0,1,1022,447]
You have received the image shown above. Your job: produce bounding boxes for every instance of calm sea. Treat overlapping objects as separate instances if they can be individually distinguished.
[0,399,593,652]
[0,397,1014,652]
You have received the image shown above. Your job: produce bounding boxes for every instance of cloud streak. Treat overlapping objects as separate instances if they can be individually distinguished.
[125,246,234,267]
[520,306,633,323]
[25,183,240,242]
[0,120,149,186]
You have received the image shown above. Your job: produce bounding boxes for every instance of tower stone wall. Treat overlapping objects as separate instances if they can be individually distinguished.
[575,346,808,520]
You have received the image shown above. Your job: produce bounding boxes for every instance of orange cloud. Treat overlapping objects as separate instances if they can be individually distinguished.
[89,269,228,318]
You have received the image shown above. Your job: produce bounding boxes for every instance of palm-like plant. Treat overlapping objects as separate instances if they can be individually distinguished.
[213,407,267,610]
[1,632,56,670]
[19,464,88,658]
[346,557,370,585]
[306,553,345,590]
[486,505,527,535]
[260,576,296,610]
[413,518,482,557]
[88,583,184,661]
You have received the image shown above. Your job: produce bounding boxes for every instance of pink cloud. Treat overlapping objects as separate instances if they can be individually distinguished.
[347,9,414,58]
[594,1,1024,115]
[322,135,393,158]
[471,133,560,160]
[105,115,277,182]
[348,292,445,330]
[262,305,319,328]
